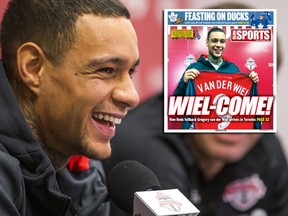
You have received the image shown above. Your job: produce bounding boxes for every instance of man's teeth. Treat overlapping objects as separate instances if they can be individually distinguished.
[93,113,122,124]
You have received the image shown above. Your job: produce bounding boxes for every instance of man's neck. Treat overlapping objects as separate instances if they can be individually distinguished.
[188,141,226,180]
[207,55,223,66]
[30,117,69,171]
[41,144,70,171]
[196,158,225,181]
[20,93,69,171]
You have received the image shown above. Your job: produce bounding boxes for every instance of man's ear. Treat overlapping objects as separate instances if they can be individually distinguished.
[17,42,46,94]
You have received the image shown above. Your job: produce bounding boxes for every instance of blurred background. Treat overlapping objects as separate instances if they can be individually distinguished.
[1,0,287,158]
[120,0,288,159]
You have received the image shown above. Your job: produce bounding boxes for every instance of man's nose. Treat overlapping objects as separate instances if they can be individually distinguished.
[112,74,139,109]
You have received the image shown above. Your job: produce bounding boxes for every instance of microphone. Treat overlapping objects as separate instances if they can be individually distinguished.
[107,160,200,216]
[106,160,161,214]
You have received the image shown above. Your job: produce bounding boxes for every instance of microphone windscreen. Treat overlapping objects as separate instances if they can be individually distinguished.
[106,160,161,214]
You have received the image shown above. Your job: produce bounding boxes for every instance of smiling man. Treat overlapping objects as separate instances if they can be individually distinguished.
[173,27,259,130]
[173,27,259,96]
[0,0,139,215]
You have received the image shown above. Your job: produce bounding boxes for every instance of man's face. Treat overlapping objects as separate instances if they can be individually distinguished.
[189,134,262,163]
[206,31,226,59]
[36,15,139,160]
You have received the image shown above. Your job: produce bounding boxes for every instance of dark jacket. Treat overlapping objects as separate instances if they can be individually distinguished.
[0,62,109,216]
[104,92,288,216]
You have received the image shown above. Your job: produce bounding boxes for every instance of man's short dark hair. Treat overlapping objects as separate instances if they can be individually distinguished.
[0,0,130,78]
[207,27,226,41]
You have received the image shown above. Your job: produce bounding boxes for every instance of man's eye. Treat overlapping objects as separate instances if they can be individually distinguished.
[129,68,137,78]
[98,68,113,73]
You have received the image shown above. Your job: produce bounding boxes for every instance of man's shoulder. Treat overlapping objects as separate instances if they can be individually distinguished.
[260,134,288,166]
[0,149,22,173]
[245,134,287,170]
[0,148,24,202]
[0,145,23,170]
[186,54,212,71]
[220,57,240,72]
